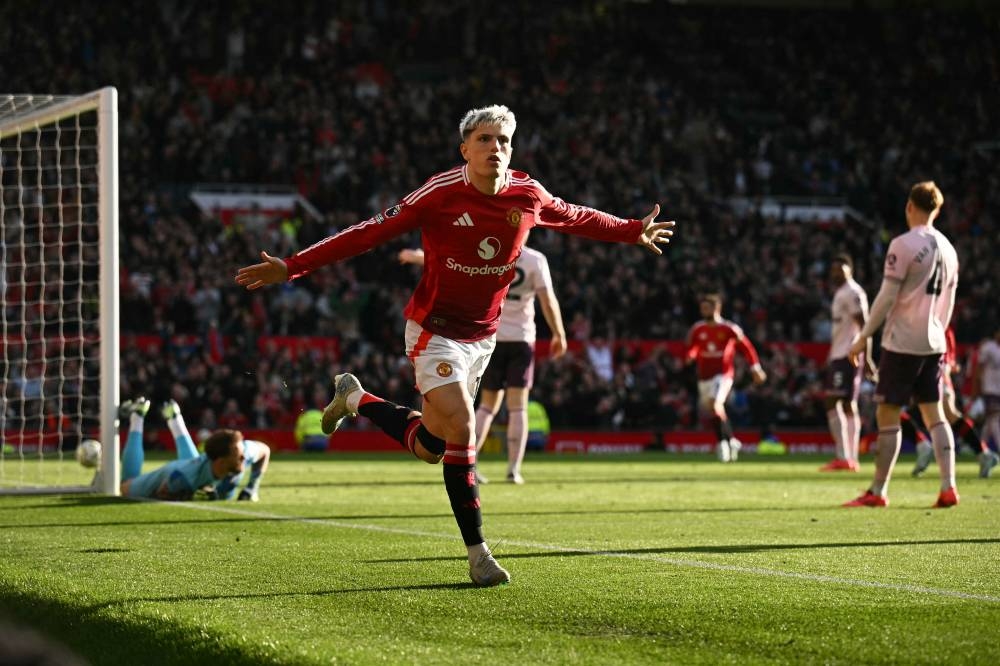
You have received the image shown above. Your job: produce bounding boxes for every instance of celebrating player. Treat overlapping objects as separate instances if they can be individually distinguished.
[118,398,271,501]
[820,254,874,472]
[235,104,674,586]
[844,181,960,508]
[398,242,566,485]
[685,293,766,462]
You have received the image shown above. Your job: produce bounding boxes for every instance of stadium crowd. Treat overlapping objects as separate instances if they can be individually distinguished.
[3,1,997,435]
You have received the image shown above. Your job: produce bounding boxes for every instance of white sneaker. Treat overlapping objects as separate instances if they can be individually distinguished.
[728,438,742,462]
[506,472,525,485]
[322,373,363,434]
[912,440,934,477]
[474,470,490,484]
[716,440,731,463]
[469,551,511,587]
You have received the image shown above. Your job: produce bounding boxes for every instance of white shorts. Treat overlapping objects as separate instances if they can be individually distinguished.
[698,374,734,408]
[404,320,495,397]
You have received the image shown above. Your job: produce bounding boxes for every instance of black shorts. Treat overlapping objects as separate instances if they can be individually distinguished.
[481,341,535,391]
[874,350,943,406]
[825,357,862,401]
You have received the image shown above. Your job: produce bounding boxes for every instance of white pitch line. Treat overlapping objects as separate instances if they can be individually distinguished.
[168,500,1000,603]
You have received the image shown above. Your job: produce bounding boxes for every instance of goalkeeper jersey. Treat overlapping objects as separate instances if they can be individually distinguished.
[125,455,216,499]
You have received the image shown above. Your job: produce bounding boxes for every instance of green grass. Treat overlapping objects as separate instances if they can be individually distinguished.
[2,452,999,665]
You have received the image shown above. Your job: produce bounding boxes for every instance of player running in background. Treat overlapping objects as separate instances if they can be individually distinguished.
[685,293,767,462]
[845,181,960,508]
[398,242,566,485]
[236,104,674,586]
[973,325,1000,463]
[910,326,998,478]
[820,254,875,472]
[118,398,271,501]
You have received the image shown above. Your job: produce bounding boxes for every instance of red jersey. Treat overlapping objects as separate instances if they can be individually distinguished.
[685,318,760,380]
[284,165,643,341]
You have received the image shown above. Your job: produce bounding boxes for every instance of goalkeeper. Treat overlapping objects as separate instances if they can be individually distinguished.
[117,398,271,501]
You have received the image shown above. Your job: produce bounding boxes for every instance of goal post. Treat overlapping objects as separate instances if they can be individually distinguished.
[0,87,119,495]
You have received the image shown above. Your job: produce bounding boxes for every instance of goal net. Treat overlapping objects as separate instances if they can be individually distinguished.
[0,88,119,495]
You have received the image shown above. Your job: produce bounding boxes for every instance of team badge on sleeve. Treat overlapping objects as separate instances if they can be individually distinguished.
[436,362,453,377]
[385,204,403,218]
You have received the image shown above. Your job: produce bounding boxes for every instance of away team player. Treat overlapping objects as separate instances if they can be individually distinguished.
[685,293,766,462]
[820,254,874,472]
[845,181,960,508]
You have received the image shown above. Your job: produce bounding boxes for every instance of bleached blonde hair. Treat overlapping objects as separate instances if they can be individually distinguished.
[458,104,516,141]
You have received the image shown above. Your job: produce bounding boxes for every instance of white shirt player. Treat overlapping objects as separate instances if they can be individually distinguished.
[881,226,959,355]
[829,278,869,360]
[978,339,1000,396]
[496,247,553,344]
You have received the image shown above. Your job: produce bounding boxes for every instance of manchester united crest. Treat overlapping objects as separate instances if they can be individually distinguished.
[436,362,453,378]
[506,207,523,227]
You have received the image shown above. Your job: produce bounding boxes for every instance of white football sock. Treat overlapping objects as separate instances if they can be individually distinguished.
[826,406,846,460]
[844,409,861,462]
[928,421,956,491]
[130,413,145,434]
[506,408,527,476]
[870,426,901,497]
[474,406,495,454]
[166,413,188,440]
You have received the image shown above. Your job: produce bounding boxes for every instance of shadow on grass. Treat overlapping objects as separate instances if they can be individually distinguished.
[366,537,1000,562]
[77,580,478,615]
[0,504,828,530]
[0,587,283,666]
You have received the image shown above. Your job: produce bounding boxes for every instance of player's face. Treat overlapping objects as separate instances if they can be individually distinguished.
[460,123,512,180]
[699,300,717,319]
[224,439,246,475]
[830,261,847,286]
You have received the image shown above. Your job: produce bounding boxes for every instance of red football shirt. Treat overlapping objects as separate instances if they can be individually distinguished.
[685,318,760,380]
[283,165,644,341]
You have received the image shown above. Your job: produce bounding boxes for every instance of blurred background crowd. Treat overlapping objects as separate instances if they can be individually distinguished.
[2,0,998,437]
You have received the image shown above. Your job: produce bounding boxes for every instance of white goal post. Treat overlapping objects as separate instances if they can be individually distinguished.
[0,87,119,495]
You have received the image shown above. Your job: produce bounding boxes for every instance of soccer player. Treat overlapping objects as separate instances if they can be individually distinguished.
[118,398,271,501]
[973,325,1000,463]
[398,242,567,485]
[910,326,998,478]
[236,104,674,586]
[844,181,960,508]
[685,293,766,462]
[820,254,874,472]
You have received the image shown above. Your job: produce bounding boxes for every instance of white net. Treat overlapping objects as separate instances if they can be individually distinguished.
[0,91,118,493]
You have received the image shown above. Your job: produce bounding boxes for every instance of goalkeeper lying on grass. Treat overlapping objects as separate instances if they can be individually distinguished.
[116,398,270,501]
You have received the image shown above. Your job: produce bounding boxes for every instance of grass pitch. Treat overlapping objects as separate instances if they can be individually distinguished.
[1,452,998,665]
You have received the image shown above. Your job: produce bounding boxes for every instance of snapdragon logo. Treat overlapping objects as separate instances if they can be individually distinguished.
[477,237,501,260]
[446,257,517,276]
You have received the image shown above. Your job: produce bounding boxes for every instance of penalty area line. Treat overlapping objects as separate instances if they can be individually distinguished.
[165,500,1000,604]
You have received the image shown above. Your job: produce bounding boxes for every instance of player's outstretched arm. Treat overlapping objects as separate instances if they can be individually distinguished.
[636,204,675,255]
[398,248,425,266]
[235,251,289,290]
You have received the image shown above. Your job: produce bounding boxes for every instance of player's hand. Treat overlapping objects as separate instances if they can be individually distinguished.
[636,204,675,255]
[235,251,288,290]
[751,366,767,385]
[398,248,425,266]
[865,358,879,383]
[549,332,567,359]
[848,338,866,367]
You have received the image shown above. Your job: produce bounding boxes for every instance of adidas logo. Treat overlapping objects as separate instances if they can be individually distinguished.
[453,212,474,227]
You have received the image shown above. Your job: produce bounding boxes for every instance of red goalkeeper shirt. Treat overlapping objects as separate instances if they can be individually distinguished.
[685,318,761,380]
[284,165,644,342]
